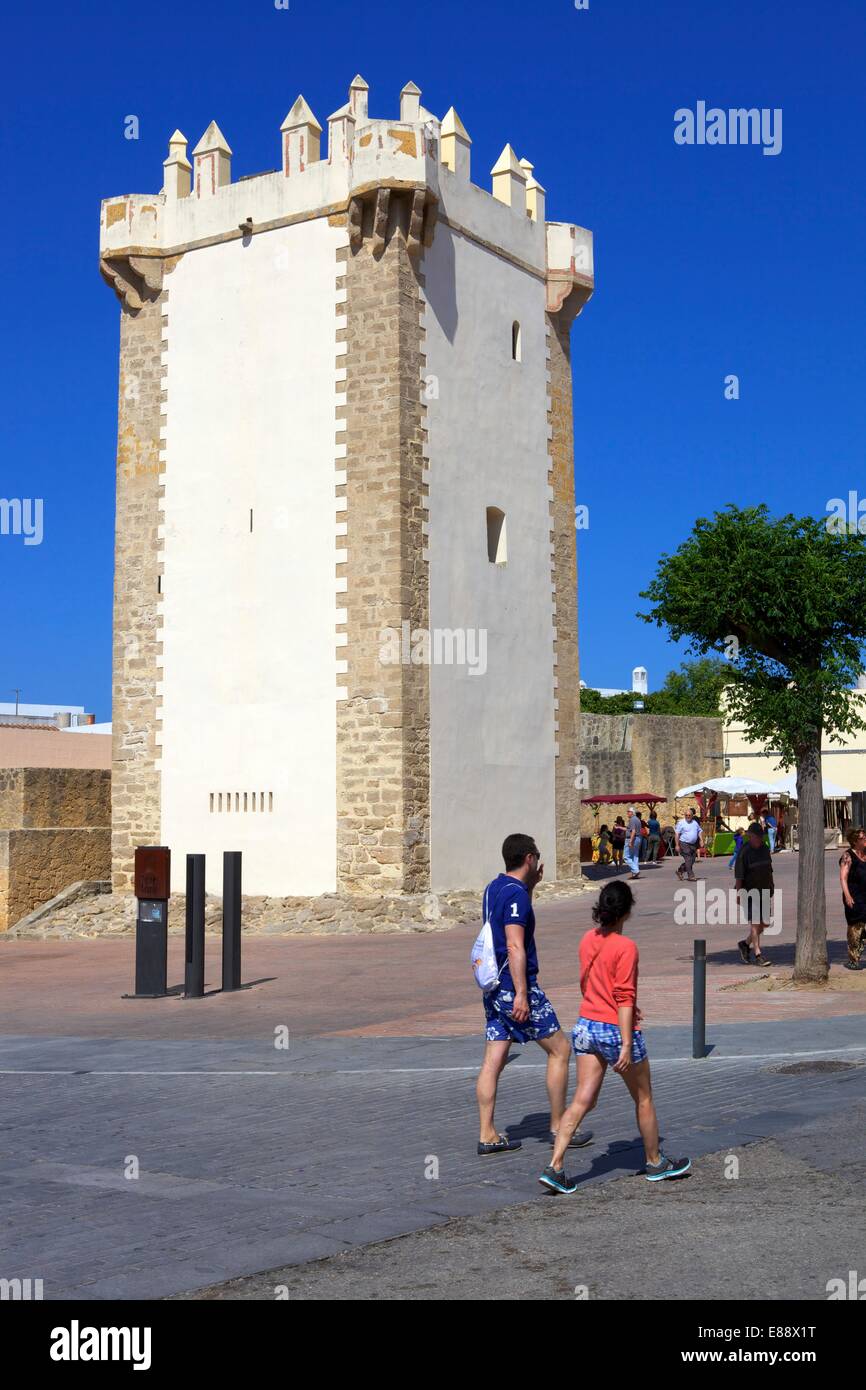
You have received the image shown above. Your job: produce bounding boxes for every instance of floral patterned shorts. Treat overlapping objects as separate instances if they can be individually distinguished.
[484,983,561,1045]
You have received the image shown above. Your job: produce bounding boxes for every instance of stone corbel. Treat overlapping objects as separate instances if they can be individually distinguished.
[346,187,439,259]
[371,188,391,257]
[406,188,426,258]
[347,196,364,251]
[546,273,593,326]
[421,196,438,249]
[100,254,164,311]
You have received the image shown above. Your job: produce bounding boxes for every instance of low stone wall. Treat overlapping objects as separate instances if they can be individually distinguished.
[579,713,724,836]
[0,829,112,931]
[0,768,112,931]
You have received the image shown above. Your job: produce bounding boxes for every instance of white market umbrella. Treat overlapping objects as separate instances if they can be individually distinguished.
[674,776,780,799]
[769,772,851,801]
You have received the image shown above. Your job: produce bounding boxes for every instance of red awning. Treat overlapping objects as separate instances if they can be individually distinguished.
[580,793,666,806]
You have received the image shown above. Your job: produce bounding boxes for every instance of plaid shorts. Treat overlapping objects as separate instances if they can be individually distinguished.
[484,983,561,1045]
[572,1016,648,1065]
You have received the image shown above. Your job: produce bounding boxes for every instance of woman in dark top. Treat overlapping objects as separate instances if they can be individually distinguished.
[610,817,626,869]
[734,822,775,967]
[839,827,866,969]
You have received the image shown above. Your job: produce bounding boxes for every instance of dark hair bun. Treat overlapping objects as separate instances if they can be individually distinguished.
[592,879,634,929]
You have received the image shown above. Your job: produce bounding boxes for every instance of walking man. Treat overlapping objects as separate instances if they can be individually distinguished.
[624,805,643,880]
[674,807,702,881]
[476,833,592,1155]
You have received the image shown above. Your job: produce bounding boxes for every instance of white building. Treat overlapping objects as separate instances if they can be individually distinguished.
[100,77,594,897]
[580,666,649,699]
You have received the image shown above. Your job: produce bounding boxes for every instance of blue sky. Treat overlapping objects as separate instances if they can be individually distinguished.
[2,0,864,717]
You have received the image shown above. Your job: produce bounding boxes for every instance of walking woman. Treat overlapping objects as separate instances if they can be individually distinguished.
[540,880,690,1194]
[840,827,866,970]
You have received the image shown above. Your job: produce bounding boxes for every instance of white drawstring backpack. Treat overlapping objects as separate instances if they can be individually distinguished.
[470,882,507,992]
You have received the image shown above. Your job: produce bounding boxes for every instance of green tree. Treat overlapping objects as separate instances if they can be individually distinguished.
[640,504,866,982]
[580,659,728,716]
[651,658,730,716]
[578,688,638,715]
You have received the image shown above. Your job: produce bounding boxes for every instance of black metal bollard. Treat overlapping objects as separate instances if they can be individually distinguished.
[692,937,706,1058]
[128,846,171,999]
[184,854,206,998]
[222,852,242,992]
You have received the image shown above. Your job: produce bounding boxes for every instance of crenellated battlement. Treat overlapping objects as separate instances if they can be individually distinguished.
[99,75,593,310]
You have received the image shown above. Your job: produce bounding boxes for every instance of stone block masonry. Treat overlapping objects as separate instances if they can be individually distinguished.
[578,713,725,835]
[0,768,111,929]
[337,194,430,895]
[547,309,583,879]
[0,767,110,831]
[108,268,176,893]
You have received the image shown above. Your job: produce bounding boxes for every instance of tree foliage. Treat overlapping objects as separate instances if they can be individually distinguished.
[638,506,866,765]
[580,658,729,718]
[638,503,866,983]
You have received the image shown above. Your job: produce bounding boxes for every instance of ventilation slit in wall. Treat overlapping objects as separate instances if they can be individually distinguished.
[208,791,275,813]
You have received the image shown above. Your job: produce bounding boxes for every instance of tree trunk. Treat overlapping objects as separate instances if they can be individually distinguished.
[794,738,829,982]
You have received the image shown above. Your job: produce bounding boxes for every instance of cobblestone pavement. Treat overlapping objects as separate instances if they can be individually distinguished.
[188,1112,866,1301]
[2,851,864,1300]
[2,1025,865,1299]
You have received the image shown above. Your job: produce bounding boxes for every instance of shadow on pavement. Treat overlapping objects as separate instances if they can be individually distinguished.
[704,941,852,968]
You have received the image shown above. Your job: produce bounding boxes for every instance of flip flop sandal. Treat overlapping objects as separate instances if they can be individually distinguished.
[477,1134,522,1156]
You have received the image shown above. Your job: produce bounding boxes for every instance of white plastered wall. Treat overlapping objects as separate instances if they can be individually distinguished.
[158,217,346,895]
[424,224,557,890]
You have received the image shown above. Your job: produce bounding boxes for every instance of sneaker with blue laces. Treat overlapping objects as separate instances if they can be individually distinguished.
[645,1153,691,1181]
[538,1164,579,1195]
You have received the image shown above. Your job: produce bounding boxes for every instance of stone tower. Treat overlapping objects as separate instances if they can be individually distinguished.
[100,78,593,898]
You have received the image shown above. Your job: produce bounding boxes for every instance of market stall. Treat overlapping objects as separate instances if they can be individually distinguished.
[673,776,782,857]
[580,793,667,864]
[769,773,852,848]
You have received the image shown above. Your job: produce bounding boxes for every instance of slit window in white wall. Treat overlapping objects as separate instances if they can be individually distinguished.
[486,507,508,565]
[209,791,275,812]
[512,321,522,362]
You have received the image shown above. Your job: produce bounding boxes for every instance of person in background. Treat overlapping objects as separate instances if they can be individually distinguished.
[728,825,745,870]
[539,880,691,1194]
[624,805,643,880]
[610,817,626,869]
[735,822,775,967]
[597,824,612,865]
[839,827,866,970]
[765,807,778,853]
[638,818,650,862]
[674,807,702,881]
[646,811,661,864]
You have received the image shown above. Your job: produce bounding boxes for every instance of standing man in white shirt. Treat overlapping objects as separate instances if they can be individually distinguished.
[674,807,703,881]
